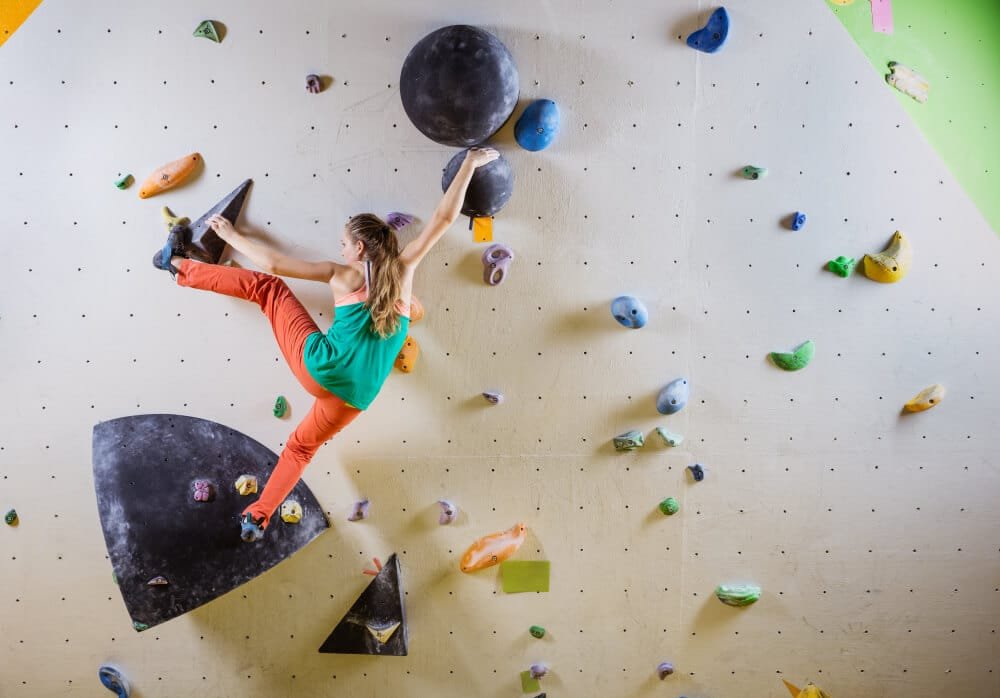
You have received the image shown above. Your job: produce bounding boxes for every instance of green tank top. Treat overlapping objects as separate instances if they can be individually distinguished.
[303,302,409,410]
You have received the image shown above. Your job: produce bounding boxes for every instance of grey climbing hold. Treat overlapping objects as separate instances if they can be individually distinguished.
[657,661,675,679]
[613,430,645,451]
[438,500,458,525]
[348,499,370,522]
[482,391,504,405]
[687,464,705,482]
[147,575,169,586]
[654,427,683,447]
[656,377,689,415]
[610,295,648,329]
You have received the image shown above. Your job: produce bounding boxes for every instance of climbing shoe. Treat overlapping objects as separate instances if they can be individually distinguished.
[240,512,266,542]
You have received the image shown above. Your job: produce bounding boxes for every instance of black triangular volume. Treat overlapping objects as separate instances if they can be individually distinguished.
[188,179,253,263]
[318,553,408,656]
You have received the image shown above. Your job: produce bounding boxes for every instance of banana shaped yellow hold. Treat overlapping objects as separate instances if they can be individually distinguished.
[863,231,912,283]
[783,679,831,698]
[904,383,945,412]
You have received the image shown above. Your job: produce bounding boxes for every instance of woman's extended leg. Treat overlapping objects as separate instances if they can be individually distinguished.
[243,394,362,530]
[174,259,327,398]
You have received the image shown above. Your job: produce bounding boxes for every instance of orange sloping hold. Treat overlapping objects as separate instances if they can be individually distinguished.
[460,522,527,573]
[0,0,44,48]
[409,294,425,323]
[138,152,202,199]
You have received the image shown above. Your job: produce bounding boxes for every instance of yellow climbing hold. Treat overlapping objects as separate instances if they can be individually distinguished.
[280,500,303,524]
[0,0,43,49]
[904,384,945,413]
[783,679,831,698]
[235,475,258,496]
[863,231,912,283]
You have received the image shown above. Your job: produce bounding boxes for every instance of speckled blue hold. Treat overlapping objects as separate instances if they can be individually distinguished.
[656,377,689,415]
[791,211,807,231]
[611,295,648,329]
[515,99,560,152]
[686,7,730,54]
[688,464,705,482]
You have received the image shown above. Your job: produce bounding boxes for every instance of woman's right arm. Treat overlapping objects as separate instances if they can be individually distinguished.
[399,147,499,269]
[207,214,343,282]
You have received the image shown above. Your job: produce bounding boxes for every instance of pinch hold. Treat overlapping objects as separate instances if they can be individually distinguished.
[655,427,683,447]
[482,391,504,405]
[715,583,761,607]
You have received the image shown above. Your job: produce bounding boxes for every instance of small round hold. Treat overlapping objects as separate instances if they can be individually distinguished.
[659,497,680,515]
[791,211,807,231]
[4,509,17,526]
[529,625,546,639]
[482,391,504,405]
[147,575,169,586]
[305,74,322,94]
[438,499,458,525]
[687,464,705,482]
[657,661,675,679]
[610,295,648,329]
[529,663,548,680]
[348,498,370,522]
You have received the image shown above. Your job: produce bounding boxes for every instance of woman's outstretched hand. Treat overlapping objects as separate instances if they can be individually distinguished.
[463,147,500,169]
[207,214,237,241]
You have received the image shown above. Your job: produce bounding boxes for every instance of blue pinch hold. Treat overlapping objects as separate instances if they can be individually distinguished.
[515,99,560,152]
[611,295,648,329]
[656,377,689,415]
[791,211,807,231]
[686,7,730,54]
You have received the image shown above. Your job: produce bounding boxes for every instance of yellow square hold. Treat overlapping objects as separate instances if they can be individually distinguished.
[472,216,493,242]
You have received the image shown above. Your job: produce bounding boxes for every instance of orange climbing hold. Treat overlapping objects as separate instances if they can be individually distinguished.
[409,295,425,323]
[460,522,527,573]
[0,0,43,49]
[395,335,420,372]
[138,152,202,199]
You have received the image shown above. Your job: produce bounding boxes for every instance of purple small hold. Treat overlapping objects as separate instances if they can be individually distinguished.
[482,391,504,405]
[438,499,458,525]
[657,661,675,679]
[348,498,370,522]
[386,212,414,231]
[192,480,215,502]
[305,74,322,94]
[482,243,514,285]
[529,663,548,680]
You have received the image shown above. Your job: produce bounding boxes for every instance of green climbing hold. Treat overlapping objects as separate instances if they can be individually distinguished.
[114,174,133,190]
[132,621,149,632]
[654,427,683,447]
[4,509,17,525]
[613,430,644,451]
[529,625,546,639]
[273,395,288,418]
[827,255,856,278]
[112,571,118,585]
[658,497,680,515]
[193,20,220,43]
[715,583,761,607]
[741,165,768,180]
[770,340,815,371]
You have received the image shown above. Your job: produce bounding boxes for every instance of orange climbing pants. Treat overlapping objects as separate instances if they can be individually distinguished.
[176,260,362,527]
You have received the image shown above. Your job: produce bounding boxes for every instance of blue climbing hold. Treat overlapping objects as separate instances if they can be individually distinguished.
[686,7,730,54]
[656,377,689,415]
[515,99,560,152]
[611,295,648,329]
[791,211,807,231]
[98,664,131,697]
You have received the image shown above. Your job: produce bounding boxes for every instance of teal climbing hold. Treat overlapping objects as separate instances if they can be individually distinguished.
[741,165,767,180]
[4,509,17,526]
[114,174,133,190]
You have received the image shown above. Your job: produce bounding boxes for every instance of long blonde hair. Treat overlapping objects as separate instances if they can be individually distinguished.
[346,213,403,338]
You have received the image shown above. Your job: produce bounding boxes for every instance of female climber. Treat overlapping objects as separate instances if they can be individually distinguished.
[152,147,499,541]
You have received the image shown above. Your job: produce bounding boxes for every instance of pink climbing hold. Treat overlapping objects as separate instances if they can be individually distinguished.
[192,480,215,502]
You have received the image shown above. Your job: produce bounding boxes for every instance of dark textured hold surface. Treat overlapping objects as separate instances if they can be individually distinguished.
[92,414,329,631]
[319,553,407,655]
[400,25,519,147]
[187,179,253,263]
[442,149,514,217]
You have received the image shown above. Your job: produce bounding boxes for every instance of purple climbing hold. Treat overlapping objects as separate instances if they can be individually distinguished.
[688,464,705,482]
[482,391,504,405]
[386,212,414,231]
[438,500,458,525]
[657,661,675,679]
[529,663,549,680]
[348,498,370,522]
[306,74,322,94]
[482,243,514,285]
[192,480,215,502]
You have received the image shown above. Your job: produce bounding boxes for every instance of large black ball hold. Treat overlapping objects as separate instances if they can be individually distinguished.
[400,25,519,147]
[441,149,514,218]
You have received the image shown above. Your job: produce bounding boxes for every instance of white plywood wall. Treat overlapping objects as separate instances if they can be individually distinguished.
[2,1,998,696]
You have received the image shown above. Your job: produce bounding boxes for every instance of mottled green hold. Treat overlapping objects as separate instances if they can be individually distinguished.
[658,497,680,515]
[114,174,133,190]
[715,583,761,607]
[273,395,288,418]
[770,340,815,371]
[529,625,546,639]
[741,165,768,180]
[132,621,149,632]
[827,255,856,278]
[112,571,118,585]
[654,427,683,447]
[613,430,644,451]
[4,509,17,525]
[193,20,221,43]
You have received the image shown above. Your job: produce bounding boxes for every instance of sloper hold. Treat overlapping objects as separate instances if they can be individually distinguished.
[186,179,254,264]
[515,99,561,151]
[611,295,648,329]
[92,414,329,631]
[656,377,689,414]
[715,583,761,606]
[770,340,814,371]
[687,7,730,53]
[863,230,911,283]
[886,61,928,103]
[903,384,945,412]
[138,153,202,199]
[319,553,407,655]
[460,522,527,572]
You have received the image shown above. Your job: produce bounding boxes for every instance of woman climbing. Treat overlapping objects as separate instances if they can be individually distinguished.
[152,147,499,541]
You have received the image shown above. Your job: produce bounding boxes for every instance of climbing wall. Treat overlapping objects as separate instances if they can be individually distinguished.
[2,1,998,696]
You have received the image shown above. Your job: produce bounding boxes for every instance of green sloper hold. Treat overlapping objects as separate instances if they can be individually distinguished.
[770,340,814,371]
[715,584,761,607]
[658,497,679,515]
[194,20,220,43]
[613,430,644,451]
